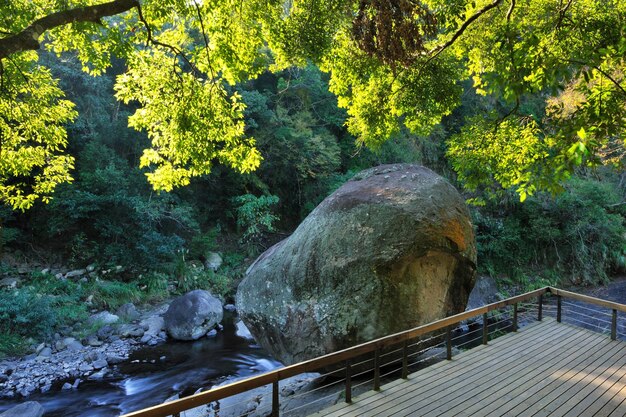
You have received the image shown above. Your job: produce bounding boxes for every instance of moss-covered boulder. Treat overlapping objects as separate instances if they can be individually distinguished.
[236,164,476,365]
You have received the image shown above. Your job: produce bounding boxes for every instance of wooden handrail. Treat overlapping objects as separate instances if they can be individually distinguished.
[548,287,626,314]
[121,286,551,417]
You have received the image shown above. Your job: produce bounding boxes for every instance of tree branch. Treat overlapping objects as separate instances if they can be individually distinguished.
[0,0,138,60]
[424,0,502,65]
[506,0,516,21]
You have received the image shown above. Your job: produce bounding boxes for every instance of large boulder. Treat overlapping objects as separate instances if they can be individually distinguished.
[236,164,476,365]
[164,290,223,340]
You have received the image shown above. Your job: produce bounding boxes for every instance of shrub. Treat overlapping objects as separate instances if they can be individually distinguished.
[232,194,280,248]
[0,288,57,357]
[473,177,626,286]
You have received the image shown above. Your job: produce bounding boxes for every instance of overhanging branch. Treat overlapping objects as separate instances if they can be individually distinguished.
[0,0,138,60]
[423,0,502,66]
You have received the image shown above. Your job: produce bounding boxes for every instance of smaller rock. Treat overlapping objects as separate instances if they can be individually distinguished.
[164,290,223,341]
[140,316,165,336]
[204,252,223,271]
[116,303,140,321]
[40,384,51,394]
[88,369,107,381]
[78,363,93,373]
[61,383,72,390]
[205,329,217,338]
[85,335,103,347]
[88,311,119,325]
[117,324,145,338]
[236,321,254,340]
[72,379,81,389]
[41,268,50,275]
[63,338,84,351]
[86,264,96,273]
[55,273,64,280]
[105,354,126,365]
[37,347,52,358]
[35,343,45,354]
[0,278,20,289]
[65,269,86,279]
[224,304,236,312]
[92,359,108,370]
[97,325,114,340]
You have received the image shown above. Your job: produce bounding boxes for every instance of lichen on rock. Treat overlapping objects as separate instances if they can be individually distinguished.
[236,164,477,365]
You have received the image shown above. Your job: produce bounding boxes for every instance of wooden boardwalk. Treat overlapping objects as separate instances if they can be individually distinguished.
[312,318,626,416]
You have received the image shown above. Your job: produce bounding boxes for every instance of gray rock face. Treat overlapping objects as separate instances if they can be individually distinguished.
[0,401,44,417]
[466,276,504,311]
[164,290,223,340]
[237,164,476,365]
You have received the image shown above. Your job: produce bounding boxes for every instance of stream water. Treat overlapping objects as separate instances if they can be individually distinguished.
[0,312,281,417]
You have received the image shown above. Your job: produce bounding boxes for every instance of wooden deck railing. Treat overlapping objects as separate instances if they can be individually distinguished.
[120,286,625,417]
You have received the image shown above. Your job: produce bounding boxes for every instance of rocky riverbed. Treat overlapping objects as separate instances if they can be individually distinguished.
[0,303,169,399]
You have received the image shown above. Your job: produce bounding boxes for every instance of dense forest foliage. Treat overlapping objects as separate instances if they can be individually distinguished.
[1,0,625,357]
[1,53,624,285]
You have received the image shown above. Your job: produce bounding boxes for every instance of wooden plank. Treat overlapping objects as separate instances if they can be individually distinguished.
[607,389,626,417]
[334,321,577,417]
[459,328,622,417]
[532,342,626,416]
[314,320,553,417]
[562,358,626,417]
[318,320,556,416]
[403,325,602,417]
[468,334,623,416]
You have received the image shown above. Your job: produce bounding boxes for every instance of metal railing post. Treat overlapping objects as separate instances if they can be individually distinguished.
[345,360,352,403]
[272,380,279,416]
[612,309,617,341]
[373,348,381,391]
[446,326,452,360]
[402,341,408,379]
[538,294,543,321]
[557,295,562,323]
[513,303,518,332]
[482,313,488,345]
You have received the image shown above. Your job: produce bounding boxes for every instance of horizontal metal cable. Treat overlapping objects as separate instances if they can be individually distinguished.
[563,315,610,332]
[407,352,443,368]
[286,376,346,400]
[380,345,404,359]
[352,377,375,391]
[406,341,446,360]
[563,310,613,325]
[406,331,446,349]
[379,364,404,379]
[451,326,483,341]
[562,301,613,317]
